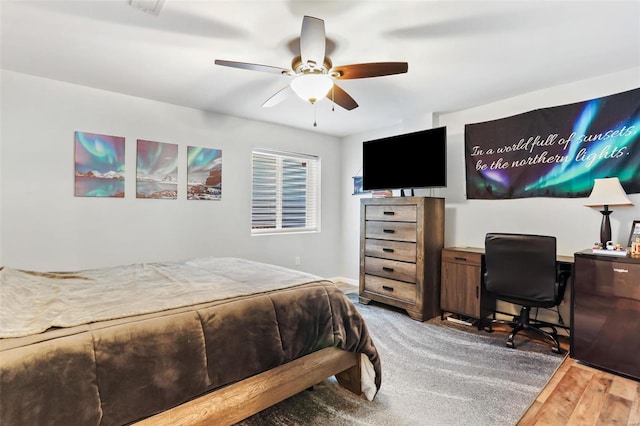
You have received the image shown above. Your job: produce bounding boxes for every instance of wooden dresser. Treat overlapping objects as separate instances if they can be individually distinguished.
[359,196,444,321]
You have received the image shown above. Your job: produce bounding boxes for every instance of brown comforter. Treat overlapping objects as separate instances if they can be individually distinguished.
[0,267,380,425]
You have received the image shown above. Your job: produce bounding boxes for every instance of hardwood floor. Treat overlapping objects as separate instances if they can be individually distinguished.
[518,356,640,425]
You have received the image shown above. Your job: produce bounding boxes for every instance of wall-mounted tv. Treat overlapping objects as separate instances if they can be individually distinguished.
[362,126,447,191]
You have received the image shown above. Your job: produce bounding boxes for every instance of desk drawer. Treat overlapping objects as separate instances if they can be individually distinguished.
[365,205,417,222]
[442,249,482,266]
[363,274,416,303]
[365,221,417,242]
[364,239,417,263]
[364,256,416,283]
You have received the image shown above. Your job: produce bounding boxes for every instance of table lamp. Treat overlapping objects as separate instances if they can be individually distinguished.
[584,177,634,246]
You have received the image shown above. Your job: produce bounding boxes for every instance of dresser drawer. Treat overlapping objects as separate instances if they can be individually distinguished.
[365,204,417,222]
[365,221,417,242]
[442,249,482,266]
[364,256,416,283]
[365,239,417,263]
[363,274,416,303]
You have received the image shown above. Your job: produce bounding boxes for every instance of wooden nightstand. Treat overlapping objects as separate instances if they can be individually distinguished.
[440,247,495,329]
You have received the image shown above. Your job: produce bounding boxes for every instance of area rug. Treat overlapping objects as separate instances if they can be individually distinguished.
[237,292,564,426]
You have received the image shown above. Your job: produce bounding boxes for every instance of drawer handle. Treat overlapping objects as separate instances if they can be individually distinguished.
[382,267,394,272]
[383,211,395,215]
[454,257,467,261]
[382,248,395,253]
[383,229,395,234]
[382,285,394,292]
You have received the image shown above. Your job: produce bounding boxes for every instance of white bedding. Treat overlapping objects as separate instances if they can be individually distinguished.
[0,257,327,338]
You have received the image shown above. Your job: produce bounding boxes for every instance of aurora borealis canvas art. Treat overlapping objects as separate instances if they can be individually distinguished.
[74,131,125,197]
[136,139,179,199]
[187,146,222,200]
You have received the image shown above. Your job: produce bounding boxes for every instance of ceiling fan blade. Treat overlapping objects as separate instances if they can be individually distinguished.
[214,59,291,75]
[300,16,326,68]
[262,86,292,108]
[332,62,408,79]
[326,84,358,111]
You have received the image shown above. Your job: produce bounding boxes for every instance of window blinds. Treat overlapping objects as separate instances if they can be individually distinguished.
[251,149,320,234]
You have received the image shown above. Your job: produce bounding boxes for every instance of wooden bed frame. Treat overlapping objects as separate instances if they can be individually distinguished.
[134,347,361,426]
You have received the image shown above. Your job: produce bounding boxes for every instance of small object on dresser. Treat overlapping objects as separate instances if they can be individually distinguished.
[591,248,628,256]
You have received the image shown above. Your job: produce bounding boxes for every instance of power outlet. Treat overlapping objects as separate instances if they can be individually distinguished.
[295,256,300,266]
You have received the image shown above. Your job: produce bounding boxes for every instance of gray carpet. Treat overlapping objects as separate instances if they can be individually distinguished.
[237,293,564,426]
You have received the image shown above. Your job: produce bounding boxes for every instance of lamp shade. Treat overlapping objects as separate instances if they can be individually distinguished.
[584,177,634,207]
[290,74,333,104]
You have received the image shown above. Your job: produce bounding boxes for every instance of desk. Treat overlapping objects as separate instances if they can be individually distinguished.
[440,247,573,330]
[570,250,640,380]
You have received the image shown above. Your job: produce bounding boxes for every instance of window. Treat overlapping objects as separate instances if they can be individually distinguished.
[251,148,320,234]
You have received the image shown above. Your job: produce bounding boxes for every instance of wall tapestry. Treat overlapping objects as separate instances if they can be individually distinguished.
[74,131,125,197]
[465,87,640,200]
[136,139,178,199]
[186,146,222,200]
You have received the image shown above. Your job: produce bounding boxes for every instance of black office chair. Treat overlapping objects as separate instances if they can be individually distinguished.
[484,233,570,354]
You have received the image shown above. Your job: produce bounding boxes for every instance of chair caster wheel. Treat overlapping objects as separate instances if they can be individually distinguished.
[551,346,562,354]
[506,340,515,349]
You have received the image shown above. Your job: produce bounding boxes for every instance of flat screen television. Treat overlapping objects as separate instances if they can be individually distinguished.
[362,126,447,191]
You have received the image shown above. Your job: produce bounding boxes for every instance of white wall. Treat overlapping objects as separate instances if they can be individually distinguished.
[3,69,639,281]
[0,71,344,277]
[340,68,640,282]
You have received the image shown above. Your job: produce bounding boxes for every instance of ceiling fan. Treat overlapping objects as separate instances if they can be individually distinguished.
[214,15,408,112]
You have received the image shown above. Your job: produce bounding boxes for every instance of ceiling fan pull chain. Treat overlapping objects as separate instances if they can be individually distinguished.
[313,104,318,127]
[331,85,335,112]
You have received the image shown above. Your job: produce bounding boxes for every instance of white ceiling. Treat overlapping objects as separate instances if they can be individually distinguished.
[2,0,639,137]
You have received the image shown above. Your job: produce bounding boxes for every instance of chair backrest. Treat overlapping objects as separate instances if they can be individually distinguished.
[484,233,558,306]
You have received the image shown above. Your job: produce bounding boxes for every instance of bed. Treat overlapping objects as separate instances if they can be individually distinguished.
[0,257,381,425]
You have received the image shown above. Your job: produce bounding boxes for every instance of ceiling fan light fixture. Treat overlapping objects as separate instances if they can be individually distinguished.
[214,16,406,111]
[290,74,333,104]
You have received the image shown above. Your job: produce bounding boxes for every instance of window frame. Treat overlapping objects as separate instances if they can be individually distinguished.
[251,148,321,235]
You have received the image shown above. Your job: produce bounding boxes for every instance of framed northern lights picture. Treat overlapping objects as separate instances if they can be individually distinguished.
[74,131,125,197]
[187,146,222,200]
[352,176,368,195]
[136,139,179,199]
